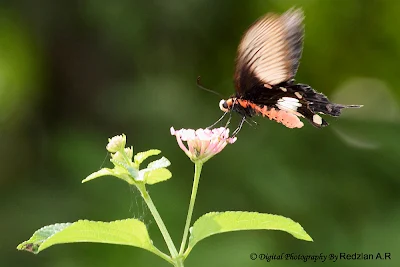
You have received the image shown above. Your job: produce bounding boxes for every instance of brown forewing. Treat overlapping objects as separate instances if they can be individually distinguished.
[234,8,304,95]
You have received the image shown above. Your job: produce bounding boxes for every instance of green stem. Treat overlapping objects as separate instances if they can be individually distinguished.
[139,184,179,260]
[179,162,203,255]
[152,247,175,265]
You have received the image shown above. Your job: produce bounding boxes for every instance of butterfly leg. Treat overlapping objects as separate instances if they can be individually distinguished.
[244,117,258,127]
[224,111,233,128]
[231,116,246,137]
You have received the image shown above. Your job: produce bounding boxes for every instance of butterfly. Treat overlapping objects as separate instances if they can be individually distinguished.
[217,8,361,135]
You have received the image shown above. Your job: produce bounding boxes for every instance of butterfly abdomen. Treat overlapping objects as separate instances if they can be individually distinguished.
[236,99,304,128]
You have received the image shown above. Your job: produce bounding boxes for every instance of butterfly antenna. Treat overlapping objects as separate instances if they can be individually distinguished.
[197,76,224,98]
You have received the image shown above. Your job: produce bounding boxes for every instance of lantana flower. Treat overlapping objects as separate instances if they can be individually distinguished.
[170,127,237,163]
[106,134,126,153]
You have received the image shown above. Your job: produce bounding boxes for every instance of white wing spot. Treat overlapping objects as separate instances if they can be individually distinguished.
[294,92,302,99]
[277,97,302,112]
[313,114,323,125]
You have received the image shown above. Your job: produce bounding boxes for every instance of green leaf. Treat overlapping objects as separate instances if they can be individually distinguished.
[144,168,172,184]
[81,167,133,184]
[110,158,131,170]
[137,157,171,184]
[17,219,158,255]
[147,157,171,170]
[134,149,161,165]
[126,166,139,179]
[187,212,312,254]
[82,168,115,183]
[109,159,139,180]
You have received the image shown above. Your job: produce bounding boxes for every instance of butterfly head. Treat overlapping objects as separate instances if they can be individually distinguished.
[219,98,234,113]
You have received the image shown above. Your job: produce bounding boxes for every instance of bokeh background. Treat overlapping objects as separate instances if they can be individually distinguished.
[1,0,399,266]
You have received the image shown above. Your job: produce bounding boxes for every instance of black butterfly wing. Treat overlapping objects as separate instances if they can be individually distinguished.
[232,8,362,129]
[234,8,304,96]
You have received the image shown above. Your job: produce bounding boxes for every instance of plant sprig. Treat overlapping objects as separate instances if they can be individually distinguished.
[17,131,312,267]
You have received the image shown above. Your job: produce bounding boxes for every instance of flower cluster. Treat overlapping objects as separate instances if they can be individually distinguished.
[170,127,236,163]
[106,134,126,153]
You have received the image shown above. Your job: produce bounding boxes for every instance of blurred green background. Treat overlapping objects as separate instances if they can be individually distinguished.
[1,0,399,266]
